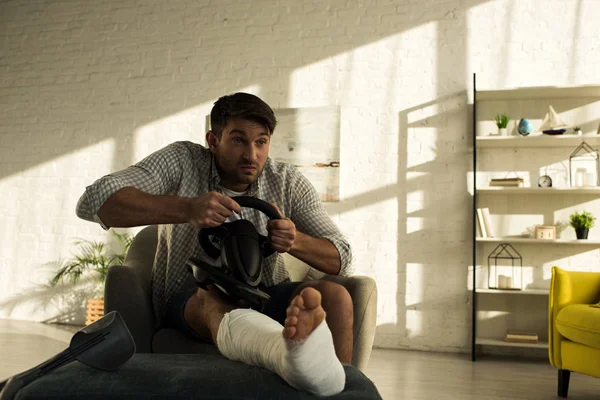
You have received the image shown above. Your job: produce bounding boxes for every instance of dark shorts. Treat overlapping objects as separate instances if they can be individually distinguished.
[164,276,303,342]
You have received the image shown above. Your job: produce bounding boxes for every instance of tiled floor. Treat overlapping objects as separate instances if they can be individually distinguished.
[2,319,600,399]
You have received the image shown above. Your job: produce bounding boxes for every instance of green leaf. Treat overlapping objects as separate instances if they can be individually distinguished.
[48,229,134,288]
[569,210,596,229]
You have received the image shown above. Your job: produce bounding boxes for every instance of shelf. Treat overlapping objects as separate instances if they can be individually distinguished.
[477,187,600,194]
[476,134,600,148]
[477,85,600,101]
[476,338,548,349]
[475,288,549,295]
[476,237,600,245]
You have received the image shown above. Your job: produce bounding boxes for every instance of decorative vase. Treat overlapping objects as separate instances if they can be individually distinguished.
[575,228,589,240]
[518,118,533,136]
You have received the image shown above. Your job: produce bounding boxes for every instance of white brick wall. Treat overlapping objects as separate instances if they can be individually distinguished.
[1,0,600,352]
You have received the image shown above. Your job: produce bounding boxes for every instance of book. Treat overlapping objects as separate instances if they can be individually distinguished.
[490,177,524,187]
[475,213,482,237]
[489,181,524,187]
[490,178,524,182]
[476,208,487,237]
[481,208,495,237]
[504,331,539,343]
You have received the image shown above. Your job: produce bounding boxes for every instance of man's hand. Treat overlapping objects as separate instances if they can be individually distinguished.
[267,203,296,253]
[186,191,242,229]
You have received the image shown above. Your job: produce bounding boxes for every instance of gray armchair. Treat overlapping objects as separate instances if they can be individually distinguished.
[105,225,378,371]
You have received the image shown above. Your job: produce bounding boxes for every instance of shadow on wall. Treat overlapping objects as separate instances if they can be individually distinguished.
[1,0,491,346]
[1,0,490,180]
[327,91,472,349]
[0,280,97,325]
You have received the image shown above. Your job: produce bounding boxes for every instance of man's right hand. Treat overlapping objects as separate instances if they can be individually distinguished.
[186,192,242,229]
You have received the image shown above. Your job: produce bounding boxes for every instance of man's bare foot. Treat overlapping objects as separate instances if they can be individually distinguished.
[283,287,326,341]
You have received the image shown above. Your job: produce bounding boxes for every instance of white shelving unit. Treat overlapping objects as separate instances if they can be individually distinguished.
[476,288,549,295]
[477,134,600,148]
[476,237,600,245]
[471,76,600,358]
[477,187,600,194]
[476,338,549,349]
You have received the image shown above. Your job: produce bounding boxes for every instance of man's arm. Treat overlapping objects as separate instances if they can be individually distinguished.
[76,142,240,229]
[95,187,190,228]
[267,169,353,276]
[94,187,240,229]
[290,232,341,275]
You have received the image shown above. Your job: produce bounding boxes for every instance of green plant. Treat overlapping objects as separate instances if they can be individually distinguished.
[494,113,510,129]
[569,210,596,230]
[49,229,133,288]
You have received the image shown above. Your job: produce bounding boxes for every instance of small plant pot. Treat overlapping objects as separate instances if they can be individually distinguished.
[86,298,105,325]
[499,128,508,136]
[575,228,589,240]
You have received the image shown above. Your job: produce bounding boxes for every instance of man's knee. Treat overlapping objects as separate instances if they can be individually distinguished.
[301,281,353,319]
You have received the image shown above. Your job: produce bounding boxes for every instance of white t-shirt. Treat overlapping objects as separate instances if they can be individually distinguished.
[218,185,246,222]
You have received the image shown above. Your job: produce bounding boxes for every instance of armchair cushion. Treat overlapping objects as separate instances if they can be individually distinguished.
[556,304,600,349]
[14,354,383,400]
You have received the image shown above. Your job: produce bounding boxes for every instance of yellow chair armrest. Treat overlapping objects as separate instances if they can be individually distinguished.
[549,266,600,368]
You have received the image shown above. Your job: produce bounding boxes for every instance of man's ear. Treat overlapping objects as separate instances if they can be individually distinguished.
[206,131,219,152]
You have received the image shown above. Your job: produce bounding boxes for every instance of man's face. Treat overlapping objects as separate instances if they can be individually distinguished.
[207,117,271,192]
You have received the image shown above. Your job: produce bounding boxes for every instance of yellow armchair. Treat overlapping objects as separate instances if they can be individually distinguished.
[549,266,600,397]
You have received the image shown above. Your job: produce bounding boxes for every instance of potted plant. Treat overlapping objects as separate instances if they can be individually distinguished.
[49,229,133,324]
[495,113,510,136]
[569,210,596,239]
[573,126,582,136]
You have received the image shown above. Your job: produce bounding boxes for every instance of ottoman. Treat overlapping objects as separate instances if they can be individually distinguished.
[14,353,382,399]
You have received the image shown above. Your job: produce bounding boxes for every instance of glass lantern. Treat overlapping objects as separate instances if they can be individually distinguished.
[569,142,599,187]
[488,243,522,290]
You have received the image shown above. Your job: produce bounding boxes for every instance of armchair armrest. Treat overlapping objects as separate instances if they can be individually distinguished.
[104,264,155,353]
[320,275,377,371]
[549,266,600,368]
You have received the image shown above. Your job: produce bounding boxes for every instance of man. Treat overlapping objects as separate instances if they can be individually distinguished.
[75,92,354,396]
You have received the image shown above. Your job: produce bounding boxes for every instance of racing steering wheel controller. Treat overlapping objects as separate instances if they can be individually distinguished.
[186,196,281,312]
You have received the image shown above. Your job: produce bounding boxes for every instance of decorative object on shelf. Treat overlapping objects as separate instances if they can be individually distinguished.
[569,210,596,240]
[490,171,524,187]
[569,142,599,187]
[540,105,569,135]
[517,118,533,136]
[535,225,556,240]
[573,126,582,135]
[538,175,552,187]
[488,243,522,290]
[494,113,510,136]
[489,177,524,187]
[504,331,539,344]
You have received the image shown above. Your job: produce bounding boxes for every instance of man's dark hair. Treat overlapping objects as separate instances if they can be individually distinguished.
[210,92,277,137]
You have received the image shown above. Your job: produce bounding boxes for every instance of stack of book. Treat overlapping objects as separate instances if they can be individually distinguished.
[476,207,495,237]
[504,331,538,344]
[489,177,524,187]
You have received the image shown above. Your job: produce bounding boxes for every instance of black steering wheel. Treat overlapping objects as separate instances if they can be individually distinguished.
[198,196,281,261]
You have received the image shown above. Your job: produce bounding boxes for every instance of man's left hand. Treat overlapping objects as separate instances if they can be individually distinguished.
[266,203,296,253]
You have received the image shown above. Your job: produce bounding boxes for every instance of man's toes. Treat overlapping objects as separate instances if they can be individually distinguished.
[285,315,298,327]
[290,293,305,309]
[286,304,300,317]
[282,326,296,340]
[300,287,322,310]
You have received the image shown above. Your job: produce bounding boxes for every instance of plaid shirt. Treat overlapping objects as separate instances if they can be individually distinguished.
[76,141,353,325]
